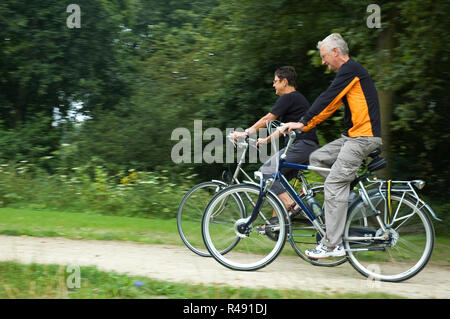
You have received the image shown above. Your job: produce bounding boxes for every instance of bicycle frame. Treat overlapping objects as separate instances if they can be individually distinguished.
[277,161,328,237]
[243,129,440,243]
[243,131,331,236]
[219,134,256,186]
[245,156,391,245]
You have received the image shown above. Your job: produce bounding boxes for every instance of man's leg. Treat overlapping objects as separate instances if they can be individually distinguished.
[309,137,346,179]
[322,136,382,248]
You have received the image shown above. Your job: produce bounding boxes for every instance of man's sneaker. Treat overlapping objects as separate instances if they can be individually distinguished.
[305,243,346,259]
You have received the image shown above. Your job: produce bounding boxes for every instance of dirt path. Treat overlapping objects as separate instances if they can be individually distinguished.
[0,235,448,299]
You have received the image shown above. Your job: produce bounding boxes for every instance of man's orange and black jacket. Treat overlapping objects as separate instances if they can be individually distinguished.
[300,59,382,138]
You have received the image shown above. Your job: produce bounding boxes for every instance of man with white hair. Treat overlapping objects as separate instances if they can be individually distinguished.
[281,33,382,259]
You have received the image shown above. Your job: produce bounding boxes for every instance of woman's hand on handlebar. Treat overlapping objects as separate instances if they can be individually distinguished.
[280,122,304,135]
[256,137,269,146]
[231,131,248,141]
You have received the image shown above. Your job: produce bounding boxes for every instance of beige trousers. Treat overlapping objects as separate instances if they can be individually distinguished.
[309,135,382,247]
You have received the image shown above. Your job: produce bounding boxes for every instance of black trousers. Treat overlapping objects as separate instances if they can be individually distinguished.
[259,139,319,195]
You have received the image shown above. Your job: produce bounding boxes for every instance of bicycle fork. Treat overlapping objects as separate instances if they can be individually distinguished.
[236,176,274,235]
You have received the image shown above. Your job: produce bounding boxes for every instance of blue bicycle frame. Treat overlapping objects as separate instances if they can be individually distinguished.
[277,160,316,221]
[243,131,329,237]
[243,158,327,237]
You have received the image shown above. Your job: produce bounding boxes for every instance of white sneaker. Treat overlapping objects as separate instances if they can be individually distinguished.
[305,243,346,259]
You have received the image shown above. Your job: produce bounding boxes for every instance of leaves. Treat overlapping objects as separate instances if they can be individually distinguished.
[0,0,447,197]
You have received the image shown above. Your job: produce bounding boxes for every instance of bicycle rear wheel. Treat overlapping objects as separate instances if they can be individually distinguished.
[177,181,232,257]
[288,185,347,267]
[344,191,434,282]
[202,183,287,271]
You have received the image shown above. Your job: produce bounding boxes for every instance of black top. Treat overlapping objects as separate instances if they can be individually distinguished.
[271,91,319,143]
[300,59,381,138]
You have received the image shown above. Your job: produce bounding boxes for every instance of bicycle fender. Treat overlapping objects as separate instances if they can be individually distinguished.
[421,201,442,222]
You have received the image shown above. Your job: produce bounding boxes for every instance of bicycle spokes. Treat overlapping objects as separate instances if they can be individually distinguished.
[202,184,287,271]
[345,192,434,282]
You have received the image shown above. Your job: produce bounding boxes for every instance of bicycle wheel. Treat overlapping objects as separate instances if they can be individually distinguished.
[288,185,347,267]
[202,183,287,271]
[344,190,434,282]
[177,181,235,257]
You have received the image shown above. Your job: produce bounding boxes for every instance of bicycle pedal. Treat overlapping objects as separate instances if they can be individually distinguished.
[255,225,267,235]
[257,229,266,235]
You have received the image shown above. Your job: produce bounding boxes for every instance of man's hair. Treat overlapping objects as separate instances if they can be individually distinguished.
[317,33,349,56]
[274,66,297,88]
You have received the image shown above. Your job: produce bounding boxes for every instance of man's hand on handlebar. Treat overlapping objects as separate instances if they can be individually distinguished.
[280,122,304,134]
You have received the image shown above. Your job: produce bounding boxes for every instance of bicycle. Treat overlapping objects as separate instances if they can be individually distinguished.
[177,132,258,257]
[178,126,326,259]
[201,130,441,282]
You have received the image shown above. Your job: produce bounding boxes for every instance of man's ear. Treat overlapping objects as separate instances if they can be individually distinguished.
[332,47,339,56]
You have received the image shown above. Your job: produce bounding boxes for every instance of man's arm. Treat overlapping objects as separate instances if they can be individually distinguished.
[301,64,358,131]
[280,121,304,135]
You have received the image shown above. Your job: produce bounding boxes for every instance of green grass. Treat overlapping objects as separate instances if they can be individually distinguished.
[0,207,180,246]
[0,261,404,299]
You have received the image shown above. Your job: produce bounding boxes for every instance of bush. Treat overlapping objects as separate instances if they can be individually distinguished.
[0,159,199,219]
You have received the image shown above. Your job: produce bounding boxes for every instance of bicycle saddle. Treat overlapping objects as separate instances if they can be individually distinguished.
[366,148,387,172]
[368,148,381,158]
[367,156,387,172]
[350,154,387,190]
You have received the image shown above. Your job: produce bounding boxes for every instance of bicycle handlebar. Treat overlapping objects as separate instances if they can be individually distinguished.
[226,132,258,149]
[280,130,302,159]
[228,122,301,155]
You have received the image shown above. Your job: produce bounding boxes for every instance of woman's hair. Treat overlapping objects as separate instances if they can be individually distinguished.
[274,66,297,88]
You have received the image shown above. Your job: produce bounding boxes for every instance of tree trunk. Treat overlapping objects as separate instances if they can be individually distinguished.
[376,19,395,179]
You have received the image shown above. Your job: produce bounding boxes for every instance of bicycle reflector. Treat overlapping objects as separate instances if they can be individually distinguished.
[412,180,426,190]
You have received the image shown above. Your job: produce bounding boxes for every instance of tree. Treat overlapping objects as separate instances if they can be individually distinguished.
[340,0,450,196]
[0,0,135,164]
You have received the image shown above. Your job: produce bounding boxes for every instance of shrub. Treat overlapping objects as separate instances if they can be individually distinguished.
[0,159,198,219]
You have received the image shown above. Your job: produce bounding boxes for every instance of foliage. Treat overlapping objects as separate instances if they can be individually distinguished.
[0,0,448,203]
[337,0,450,196]
[0,0,134,127]
[0,115,60,166]
[0,160,197,219]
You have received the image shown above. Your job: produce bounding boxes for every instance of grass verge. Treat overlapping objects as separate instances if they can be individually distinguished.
[0,261,404,299]
[0,207,179,245]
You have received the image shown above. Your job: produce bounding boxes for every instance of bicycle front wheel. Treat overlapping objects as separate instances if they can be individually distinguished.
[344,191,434,282]
[202,183,287,271]
[177,181,229,257]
